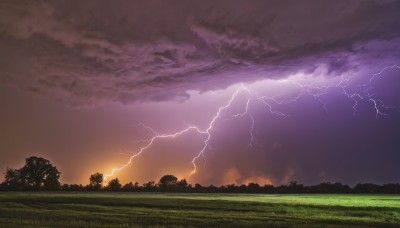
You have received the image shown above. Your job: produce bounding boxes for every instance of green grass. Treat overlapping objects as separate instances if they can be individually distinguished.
[0,192,399,227]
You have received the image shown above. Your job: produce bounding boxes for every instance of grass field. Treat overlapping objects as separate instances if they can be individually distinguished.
[0,192,399,227]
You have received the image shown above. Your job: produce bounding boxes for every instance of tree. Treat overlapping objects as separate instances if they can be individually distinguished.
[158,174,178,188]
[143,181,155,190]
[177,179,188,189]
[123,182,140,191]
[247,183,260,192]
[3,167,23,189]
[122,182,134,191]
[89,172,103,189]
[354,183,380,193]
[19,156,60,188]
[107,178,121,191]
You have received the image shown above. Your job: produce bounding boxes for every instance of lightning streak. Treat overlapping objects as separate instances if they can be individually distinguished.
[103,65,399,181]
[104,86,246,180]
[189,84,247,175]
[104,126,204,180]
[104,84,267,180]
[264,65,400,117]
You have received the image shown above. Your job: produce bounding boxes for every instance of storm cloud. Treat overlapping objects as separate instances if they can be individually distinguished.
[1,0,400,106]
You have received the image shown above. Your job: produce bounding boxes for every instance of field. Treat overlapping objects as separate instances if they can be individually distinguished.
[0,192,399,227]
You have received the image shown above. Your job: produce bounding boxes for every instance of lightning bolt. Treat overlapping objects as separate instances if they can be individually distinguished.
[260,65,400,117]
[104,83,276,180]
[105,85,252,181]
[104,126,205,181]
[103,65,399,181]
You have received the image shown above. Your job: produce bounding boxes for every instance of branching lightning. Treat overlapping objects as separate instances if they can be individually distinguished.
[103,65,399,181]
[104,126,205,180]
[104,84,267,180]
[260,65,400,118]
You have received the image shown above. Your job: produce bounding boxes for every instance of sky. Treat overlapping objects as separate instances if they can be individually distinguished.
[1,0,400,186]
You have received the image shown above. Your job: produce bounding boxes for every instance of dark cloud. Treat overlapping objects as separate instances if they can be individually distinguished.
[1,0,400,107]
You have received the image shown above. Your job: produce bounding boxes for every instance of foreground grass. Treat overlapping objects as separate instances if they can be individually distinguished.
[0,192,399,227]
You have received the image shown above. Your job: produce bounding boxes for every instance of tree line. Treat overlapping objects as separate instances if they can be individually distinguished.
[2,156,400,193]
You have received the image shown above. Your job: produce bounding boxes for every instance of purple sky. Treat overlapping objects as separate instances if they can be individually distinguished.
[1,0,400,185]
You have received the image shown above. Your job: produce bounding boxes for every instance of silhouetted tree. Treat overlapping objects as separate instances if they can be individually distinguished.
[285,181,304,193]
[143,181,155,190]
[159,175,178,188]
[89,172,103,189]
[310,182,351,193]
[382,183,400,193]
[177,179,188,189]
[208,185,218,192]
[122,181,140,191]
[264,184,275,193]
[19,156,60,189]
[222,184,238,193]
[65,184,84,191]
[3,168,23,189]
[354,183,380,193]
[194,183,202,189]
[247,183,260,192]
[2,158,400,193]
[107,178,122,191]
